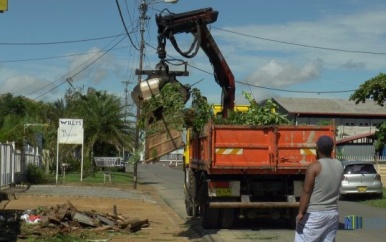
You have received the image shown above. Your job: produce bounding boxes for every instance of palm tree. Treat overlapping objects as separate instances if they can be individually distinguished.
[67,88,135,169]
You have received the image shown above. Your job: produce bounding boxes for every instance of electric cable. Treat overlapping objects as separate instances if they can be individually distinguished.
[0,34,125,46]
[116,0,140,51]
[236,80,357,94]
[31,35,127,100]
[0,46,128,63]
[213,26,386,56]
[144,42,360,94]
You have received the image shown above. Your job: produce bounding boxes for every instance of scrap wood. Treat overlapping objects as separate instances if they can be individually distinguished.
[20,201,151,233]
[55,204,69,220]
[47,210,61,224]
[96,214,115,226]
[73,212,99,227]
[105,212,126,222]
[119,218,149,231]
[113,205,117,217]
[60,221,70,228]
[66,200,77,211]
[91,225,120,232]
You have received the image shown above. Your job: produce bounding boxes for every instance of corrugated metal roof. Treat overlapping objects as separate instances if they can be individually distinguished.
[336,132,375,144]
[273,97,386,116]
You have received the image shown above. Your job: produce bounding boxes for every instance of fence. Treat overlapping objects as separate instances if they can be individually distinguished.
[337,155,386,187]
[0,142,42,188]
[159,152,183,166]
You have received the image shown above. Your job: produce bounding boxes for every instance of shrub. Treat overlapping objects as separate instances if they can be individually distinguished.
[26,163,47,184]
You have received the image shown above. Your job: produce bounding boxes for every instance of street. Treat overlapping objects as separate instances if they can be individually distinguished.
[138,162,386,242]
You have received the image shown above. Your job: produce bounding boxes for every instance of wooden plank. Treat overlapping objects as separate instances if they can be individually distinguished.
[73,212,99,227]
[145,125,184,162]
[96,214,116,226]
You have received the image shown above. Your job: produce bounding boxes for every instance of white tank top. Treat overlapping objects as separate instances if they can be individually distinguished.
[307,158,344,212]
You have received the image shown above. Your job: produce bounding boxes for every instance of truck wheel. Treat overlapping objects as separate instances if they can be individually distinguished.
[286,208,297,229]
[219,208,235,228]
[199,179,219,229]
[200,199,219,229]
[185,189,194,216]
[185,169,199,217]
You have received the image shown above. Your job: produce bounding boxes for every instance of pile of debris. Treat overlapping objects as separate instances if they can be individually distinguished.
[20,200,149,233]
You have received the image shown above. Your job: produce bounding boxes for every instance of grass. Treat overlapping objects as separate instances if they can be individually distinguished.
[360,188,386,209]
[58,169,133,187]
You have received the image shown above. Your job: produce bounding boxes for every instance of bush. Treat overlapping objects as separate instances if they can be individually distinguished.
[26,164,48,184]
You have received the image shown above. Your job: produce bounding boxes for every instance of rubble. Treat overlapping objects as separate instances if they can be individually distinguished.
[0,200,150,240]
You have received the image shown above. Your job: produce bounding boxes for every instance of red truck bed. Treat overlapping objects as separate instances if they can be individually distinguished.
[188,123,336,174]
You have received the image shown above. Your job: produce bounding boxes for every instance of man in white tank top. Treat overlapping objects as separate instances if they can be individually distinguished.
[294,135,344,242]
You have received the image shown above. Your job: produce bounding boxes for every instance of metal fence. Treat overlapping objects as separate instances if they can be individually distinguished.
[0,142,41,188]
[159,152,183,166]
[337,155,386,162]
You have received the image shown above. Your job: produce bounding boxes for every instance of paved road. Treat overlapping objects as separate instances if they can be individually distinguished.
[138,162,386,242]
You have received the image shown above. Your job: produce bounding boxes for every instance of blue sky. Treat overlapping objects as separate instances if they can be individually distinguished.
[1,0,386,107]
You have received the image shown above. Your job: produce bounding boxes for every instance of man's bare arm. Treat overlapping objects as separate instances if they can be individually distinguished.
[297,162,319,221]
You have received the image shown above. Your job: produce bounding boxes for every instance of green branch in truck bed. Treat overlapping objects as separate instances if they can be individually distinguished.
[139,85,294,163]
[140,82,186,135]
[213,92,292,125]
[140,87,292,137]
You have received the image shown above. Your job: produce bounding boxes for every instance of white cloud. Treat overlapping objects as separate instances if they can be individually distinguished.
[246,59,322,87]
[66,48,120,85]
[0,75,59,100]
[213,8,386,78]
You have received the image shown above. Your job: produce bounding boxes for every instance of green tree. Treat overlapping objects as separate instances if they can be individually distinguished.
[0,90,135,176]
[0,93,52,149]
[349,72,386,153]
[350,73,386,106]
[65,88,135,165]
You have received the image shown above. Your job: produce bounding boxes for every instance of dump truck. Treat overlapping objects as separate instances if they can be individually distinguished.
[133,7,336,229]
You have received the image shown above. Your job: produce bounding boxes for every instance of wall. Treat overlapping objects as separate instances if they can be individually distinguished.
[0,142,41,188]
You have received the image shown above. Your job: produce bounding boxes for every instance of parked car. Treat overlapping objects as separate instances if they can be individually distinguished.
[339,160,383,199]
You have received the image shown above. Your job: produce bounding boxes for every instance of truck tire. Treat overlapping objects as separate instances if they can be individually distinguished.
[185,189,194,216]
[185,169,198,216]
[199,177,219,229]
[200,198,219,229]
[286,208,297,229]
[219,208,235,228]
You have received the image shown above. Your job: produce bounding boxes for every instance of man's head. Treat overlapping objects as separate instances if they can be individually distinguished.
[316,135,334,158]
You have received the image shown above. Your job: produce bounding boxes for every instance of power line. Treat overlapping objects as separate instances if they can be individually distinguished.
[236,80,357,94]
[0,34,125,46]
[116,0,140,51]
[144,42,359,94]
[0,46,128,63]
[212,26,386,56]
[31,35,127,100]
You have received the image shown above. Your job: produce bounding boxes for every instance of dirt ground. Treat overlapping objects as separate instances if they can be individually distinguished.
[0,185,201,242]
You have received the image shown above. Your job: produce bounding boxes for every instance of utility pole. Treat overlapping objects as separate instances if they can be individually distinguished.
[132,0,179,189]
[122,79,130,162]
[132,0,148,189]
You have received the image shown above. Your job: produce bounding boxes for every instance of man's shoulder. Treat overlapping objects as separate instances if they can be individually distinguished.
[308,160,322,174]
[319,158,344,173]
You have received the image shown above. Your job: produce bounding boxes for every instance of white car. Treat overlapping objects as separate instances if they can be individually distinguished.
[340,160,383,199]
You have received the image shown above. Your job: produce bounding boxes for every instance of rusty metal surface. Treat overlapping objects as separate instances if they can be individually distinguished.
[209,202,299,208]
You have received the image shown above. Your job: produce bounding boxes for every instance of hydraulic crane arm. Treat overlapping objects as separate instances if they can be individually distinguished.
[155,8,235,117]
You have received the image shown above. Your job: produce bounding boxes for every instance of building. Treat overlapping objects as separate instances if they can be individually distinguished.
[271,97,386,157]
[272,97,386,140]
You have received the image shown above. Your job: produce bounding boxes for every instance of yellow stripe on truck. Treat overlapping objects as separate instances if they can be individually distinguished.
[300,148,316,156]
[215,148,243,155]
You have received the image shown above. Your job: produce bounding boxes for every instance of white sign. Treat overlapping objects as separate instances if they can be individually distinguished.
[58,119,84,144]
